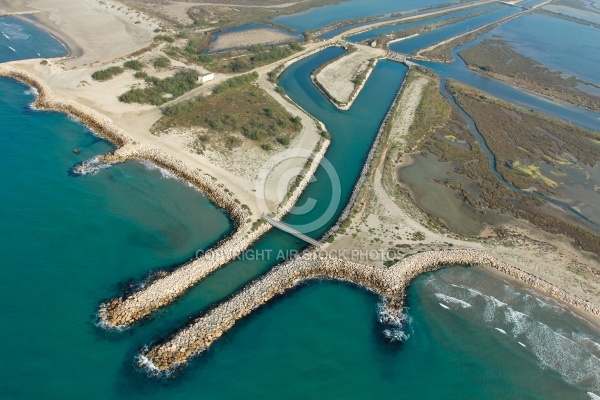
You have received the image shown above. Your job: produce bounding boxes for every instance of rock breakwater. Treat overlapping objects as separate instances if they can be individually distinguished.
[140,249,600,372]
[0,64,332,329]
[98,139,330,328]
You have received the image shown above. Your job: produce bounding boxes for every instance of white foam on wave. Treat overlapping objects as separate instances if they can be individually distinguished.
[136,352,173,378]
[573,333,600,355]
[140,160,180,181]
[383,328,410,342]
[435,293,472,308]
[520,316,600,392]
[94,304,129,332]
[434,276,600,392]
[71,156,111,176]
[377,301,412,343]
[23,87,38,97]
[534,296,565,313]
[439,303,450,310]
[7,46,16,52]
[0,23,29,40]
[65,115,102,137]
[504,307,530,337]
[588,392,600,400]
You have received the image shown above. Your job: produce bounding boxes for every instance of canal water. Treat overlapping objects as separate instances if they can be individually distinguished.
[345,1,500,43]
[1,12,600,400]
[273,0,463,34]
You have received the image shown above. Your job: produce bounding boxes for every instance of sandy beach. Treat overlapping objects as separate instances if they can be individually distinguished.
[0,0,159,67]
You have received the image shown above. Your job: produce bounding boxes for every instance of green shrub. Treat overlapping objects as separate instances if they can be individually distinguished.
[119,69,199,105]
[133,71,148,79]
[277,136,291,146]
[154,34,174,43]
[226,59,250,73]
[153,57,171,69]
[224,135,242,150]
[213,72,258,94]
[123,60,144,70]
[91,66,124,81]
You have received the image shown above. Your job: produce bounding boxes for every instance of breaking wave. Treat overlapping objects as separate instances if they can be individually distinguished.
[0,22,30,40]
[377,301,412,343]
[425,269,600,392]
[71,156,111,176]
[140,160,180,181]
[23,87,38,97]
[135,349,174,378]
[434,293,472,308]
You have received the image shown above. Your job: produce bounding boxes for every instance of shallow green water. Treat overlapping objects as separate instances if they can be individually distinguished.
[1,15,600,400]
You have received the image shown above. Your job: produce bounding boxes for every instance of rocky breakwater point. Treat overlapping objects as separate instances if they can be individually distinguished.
[140,249,600,372]
[98,140,330,328]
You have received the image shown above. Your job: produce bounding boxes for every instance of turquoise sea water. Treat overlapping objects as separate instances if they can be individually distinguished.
[0,16,67,61]
[2,14,600,400]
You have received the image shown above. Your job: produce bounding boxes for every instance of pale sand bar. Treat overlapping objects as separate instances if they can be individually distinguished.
[210,28,297,51]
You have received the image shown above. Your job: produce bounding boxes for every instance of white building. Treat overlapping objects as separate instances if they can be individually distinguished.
[199,72,215,83]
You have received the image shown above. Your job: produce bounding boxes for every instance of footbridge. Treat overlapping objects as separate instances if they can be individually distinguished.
[386,51,407,63]
[261,214,322,247]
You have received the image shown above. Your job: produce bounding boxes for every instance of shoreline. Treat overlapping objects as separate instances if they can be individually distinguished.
[0,63,336,329]
[140,249,600,372]
[15,13,83,59]
[2,0,599,380]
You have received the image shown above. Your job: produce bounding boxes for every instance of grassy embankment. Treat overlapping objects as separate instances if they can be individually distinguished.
[153,72,302,152]
[162,38,304,73]
[121,0,340,29]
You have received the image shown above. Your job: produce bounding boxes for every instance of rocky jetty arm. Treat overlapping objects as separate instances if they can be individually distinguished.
[0,64,332,328]
[98,139,330,328]
[140,249,600,372]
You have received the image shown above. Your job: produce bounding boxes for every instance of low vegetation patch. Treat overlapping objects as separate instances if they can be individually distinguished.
[91,66,124,81]
[153,56,171,69]
[154,72,301,150]
[123,60,144,71]
[401,76,600,255]
[119,69,199,106]
[201,43,303,73]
